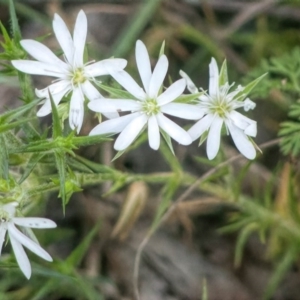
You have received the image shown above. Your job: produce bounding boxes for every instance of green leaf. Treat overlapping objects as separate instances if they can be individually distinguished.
[112,0,162,57]
[50,91,62,139]
[263,246,297,300]
[174,92,204,103]
[18,152,45,183]
[160,129,175,156]
[72,135,112,147]
[9,0,22,43]
[159,40,165,57]
[0,135,9,180]
[0,99,40,124]
[235,73,267,101]
[234,223,258,267]
[0,117,36,134]
[99,83,133,99]
[66,220,102,268]
[54,150,67,213]
[219,59,228,86]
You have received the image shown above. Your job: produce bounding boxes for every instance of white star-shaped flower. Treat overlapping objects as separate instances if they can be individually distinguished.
[0,202,56,279]
[12,10,127,133]
[88,40,204,151]
[180,58,257,160]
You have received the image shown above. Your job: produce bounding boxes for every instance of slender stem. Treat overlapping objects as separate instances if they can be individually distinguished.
[132,138,281,300]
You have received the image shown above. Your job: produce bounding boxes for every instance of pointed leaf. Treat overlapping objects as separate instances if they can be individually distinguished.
[219,59,228,86]
[54,151,67,213]
[66,220,102,267]
[9,0,22,43]
[0,135,8,180]
[49,91,62,139]
[160,128,175,156]
[19,152,45,183]
[235,73,267,101]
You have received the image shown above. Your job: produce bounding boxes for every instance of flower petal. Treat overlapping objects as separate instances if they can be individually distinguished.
[206,116,223,160]
[179,70,198,94]
[12,218,57,229]
[36,82,70,117]
[157,78,186,106]
[111,71,146,100]
[11,60,64,77]
[20,40,68,70]
[209,58,219,97]
[88,99,140,113]
[156,113,192,145]
[9,234,31,279]
[0,225,7,256]
[148,55,168,99]
[161,103,204,120]
[8,223,52,262]
[73,10,87,67]
[69,88,84,133]
[81,81,118,119]
[35,80,70,98]
[114,114,148,151]
[53,13,74,64]
[227,121,256,159]
[85,59,127,77]
[148,115,160,150]
[229,111,257,137]
[188,113,215,141]
[135,40,152,94]
[89,112,140,136]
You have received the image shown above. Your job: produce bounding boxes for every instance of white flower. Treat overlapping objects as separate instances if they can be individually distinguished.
[0,202,56,279]
[88,40,204,151]
[180,58,257,160]
[12,10,127,133]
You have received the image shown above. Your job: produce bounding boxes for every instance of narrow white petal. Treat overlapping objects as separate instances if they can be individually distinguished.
[206,116,223,160]
[148,55,168,99]
[157,78,186,106]
[135,40,152,94]
[89,112,140,136]
[0,226,7,256]
[156,113,192,145]
[73,10,87,67]
[12,60,64,77]
[179,70,198,94]
[69,88,84,133]
[9,234,31,279]
[188,114,215,141]
[209,58,219,97]
[161,103,204,120]
[8,223,52,262]
[111,71,146,100]
[85,59,127,77]
[82,81,118,119]
[36,83,70,117]
[81,80,103,99]
[35,80,70,98]
[88,99,140,113]
[20,40,68,69]
[12,218,57,229]
[148,115,160,150]
[53,13,74,64]
[227,122,256,159]
[229,111,257,137]
[114,114,148,150]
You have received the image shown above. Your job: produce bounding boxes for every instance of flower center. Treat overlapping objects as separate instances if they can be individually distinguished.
[209,96,232,118]
[142,99,160,115]
[72,68,86,86]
